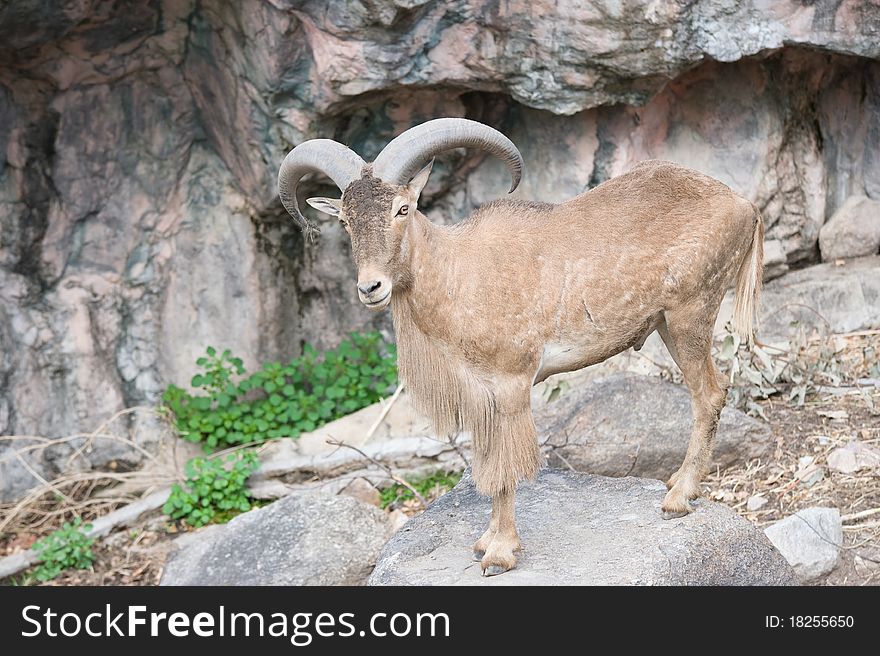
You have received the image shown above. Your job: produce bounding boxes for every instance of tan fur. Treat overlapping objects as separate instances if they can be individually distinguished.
[323,158,764,575]
[732,208,765,345]
[392,306,540,496]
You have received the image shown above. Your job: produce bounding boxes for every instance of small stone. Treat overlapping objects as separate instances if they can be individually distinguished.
[338,477,382,506]
[794,456,825,487]
[387,509,409,533]
[827,441,880,474]
[747,495,768,511]
[798,465,825,487]
[764,507,842,583]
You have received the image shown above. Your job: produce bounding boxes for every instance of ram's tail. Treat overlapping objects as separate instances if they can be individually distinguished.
[732,207,764,346]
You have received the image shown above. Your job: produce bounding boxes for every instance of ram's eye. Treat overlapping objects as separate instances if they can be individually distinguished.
[397,205,409,216]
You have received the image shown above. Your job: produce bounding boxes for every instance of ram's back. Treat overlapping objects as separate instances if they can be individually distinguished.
[462,159,754,294]
[441,160,757,371]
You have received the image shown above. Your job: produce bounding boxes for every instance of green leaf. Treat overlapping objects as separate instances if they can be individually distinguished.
[719,334,737,361]
[163,333,397,451]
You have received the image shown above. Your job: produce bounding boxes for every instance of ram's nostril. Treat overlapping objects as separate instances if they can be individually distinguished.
[357,280,382,295]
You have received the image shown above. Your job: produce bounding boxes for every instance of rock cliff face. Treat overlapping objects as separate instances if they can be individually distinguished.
[1,0,878,500]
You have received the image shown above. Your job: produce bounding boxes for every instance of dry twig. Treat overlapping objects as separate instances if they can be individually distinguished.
[325,437,428,509]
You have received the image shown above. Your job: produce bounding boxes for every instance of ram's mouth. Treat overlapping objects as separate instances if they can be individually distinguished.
[361,290,392,309]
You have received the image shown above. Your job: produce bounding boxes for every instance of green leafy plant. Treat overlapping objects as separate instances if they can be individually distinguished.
[163,332,397,449]
[163,451,260,528]
[380,470,463,510]
[32,518,95,582]
[190,346,245,394]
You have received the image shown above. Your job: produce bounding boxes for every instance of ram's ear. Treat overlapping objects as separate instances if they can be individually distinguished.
[406,159,434,199]
[305,197,342,217]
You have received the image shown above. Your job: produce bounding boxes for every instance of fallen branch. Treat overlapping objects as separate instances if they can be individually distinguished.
[0,470,175,535]
[363,384,404,444]
[253,435,467,483]
[841,507,880,523]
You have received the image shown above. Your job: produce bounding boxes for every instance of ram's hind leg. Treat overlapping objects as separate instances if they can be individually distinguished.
[657,311,727,518]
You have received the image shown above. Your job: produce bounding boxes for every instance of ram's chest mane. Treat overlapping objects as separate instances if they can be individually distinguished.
[391,297,497,443]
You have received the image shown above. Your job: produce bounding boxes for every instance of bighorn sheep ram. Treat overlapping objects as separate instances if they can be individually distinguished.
[278,118,763,576]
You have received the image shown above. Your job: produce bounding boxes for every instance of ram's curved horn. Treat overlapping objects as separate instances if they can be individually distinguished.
[371,118,523,192]
[277,140,366,237]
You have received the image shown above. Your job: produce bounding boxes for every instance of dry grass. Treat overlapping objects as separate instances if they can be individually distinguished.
[0,407,182,544]
[706,397,879,524]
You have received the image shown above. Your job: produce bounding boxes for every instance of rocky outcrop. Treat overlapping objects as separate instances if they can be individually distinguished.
[537,373,772,479]
[2,1,879,500]
[758,256,880,341]
[819,195,880,261]
[160,492,392,585]
[369,468,796,585]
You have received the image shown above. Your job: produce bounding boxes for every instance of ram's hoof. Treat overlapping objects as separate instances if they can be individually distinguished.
[482,565,509,577]
[472,550,485,562]
[662,509,689,520]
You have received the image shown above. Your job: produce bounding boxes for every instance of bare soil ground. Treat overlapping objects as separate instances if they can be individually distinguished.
[705,389,880,585]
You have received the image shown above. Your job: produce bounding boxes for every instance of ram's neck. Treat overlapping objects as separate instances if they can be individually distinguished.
[393,212,457,331]
[390,212,464,438]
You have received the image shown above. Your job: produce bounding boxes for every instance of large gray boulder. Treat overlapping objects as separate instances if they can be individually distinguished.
[819,195,880,262]
[536,373,772,479]
[369,469,796,586]
[161,493,392,586]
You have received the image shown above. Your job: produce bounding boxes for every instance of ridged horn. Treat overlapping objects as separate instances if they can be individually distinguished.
[371,118,523,192]
[277,139,366,238]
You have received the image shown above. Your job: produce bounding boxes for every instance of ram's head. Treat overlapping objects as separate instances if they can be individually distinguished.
[278,119,523,310]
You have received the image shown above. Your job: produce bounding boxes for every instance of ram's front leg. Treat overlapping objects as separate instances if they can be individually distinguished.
[470,382,540,577]
[473,489,521,576]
